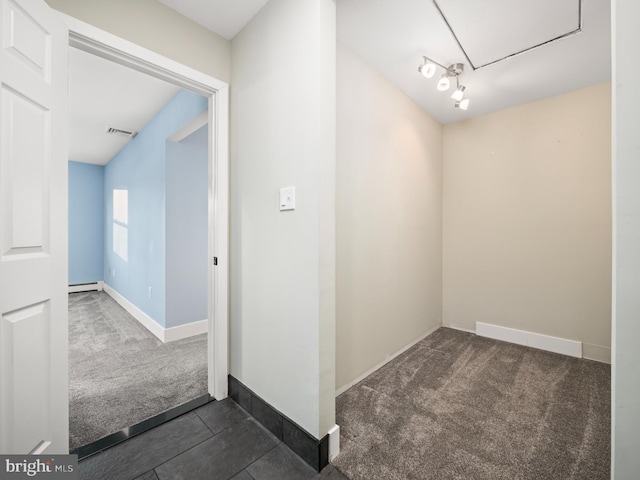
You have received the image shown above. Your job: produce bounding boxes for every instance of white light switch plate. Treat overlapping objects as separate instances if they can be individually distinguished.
[280,186,295,211]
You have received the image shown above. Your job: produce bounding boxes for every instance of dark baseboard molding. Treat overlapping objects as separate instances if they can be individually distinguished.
[228,375,329,472]
[72,394,213,461]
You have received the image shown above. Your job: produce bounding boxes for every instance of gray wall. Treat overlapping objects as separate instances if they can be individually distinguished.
[612,0,640,476]
[230,0,336,439]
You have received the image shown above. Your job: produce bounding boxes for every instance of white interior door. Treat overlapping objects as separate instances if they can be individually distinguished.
[0,0,68,454]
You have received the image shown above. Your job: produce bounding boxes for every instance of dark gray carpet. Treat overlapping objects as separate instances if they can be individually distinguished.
[69,291,207,450]
[334,327,610,480]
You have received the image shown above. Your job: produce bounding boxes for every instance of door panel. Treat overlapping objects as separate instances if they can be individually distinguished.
[2,0,50,79]
[2,301,51,454]
[1,84,49,256]
[0,0,67,454]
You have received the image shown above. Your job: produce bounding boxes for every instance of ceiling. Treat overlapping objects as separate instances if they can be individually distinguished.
[158,0,270,40]
[159,0,610,125]
[69,47,180,165]
[337,0,611,124]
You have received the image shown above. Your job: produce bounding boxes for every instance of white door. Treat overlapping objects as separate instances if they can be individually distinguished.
[0,0,68,454]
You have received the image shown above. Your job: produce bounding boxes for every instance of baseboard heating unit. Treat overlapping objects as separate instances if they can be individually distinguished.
[68,281,104,293]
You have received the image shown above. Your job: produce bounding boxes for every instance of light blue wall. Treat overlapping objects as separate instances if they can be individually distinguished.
[166,125,208,327]
[68,161,105,284]
[104,89,207,328]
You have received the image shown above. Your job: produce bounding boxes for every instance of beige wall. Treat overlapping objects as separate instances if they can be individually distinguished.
[336,46,443,391]
[45,0,230,83]
[230,0,335,439]
[443,83,612,360]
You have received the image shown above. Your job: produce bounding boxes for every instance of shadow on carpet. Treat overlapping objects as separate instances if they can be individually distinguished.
[334,327,610,480]
[69,291,207,450]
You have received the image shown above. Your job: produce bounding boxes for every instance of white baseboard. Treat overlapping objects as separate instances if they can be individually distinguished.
[104,283,165,342]
[165,319,208,342]
[445,324,476,334]
[583,343,611,364]
[68,281,104,293]
[103,283,208,343]
[328,424,340,461]
[335,323,441,397]
[476,322,582,358]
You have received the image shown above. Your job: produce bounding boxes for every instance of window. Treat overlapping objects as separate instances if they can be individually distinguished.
[113,189,128,261]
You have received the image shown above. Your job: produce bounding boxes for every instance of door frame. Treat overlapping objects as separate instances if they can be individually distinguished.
[60,13,229,400]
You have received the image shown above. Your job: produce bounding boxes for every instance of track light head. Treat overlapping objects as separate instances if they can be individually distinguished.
[451,85,466,101]
[455,98,470,111]
[419,61,437,79]
[437,73,450,91]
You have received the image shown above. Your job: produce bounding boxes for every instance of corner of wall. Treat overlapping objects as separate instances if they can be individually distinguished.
[335,44,444,391]
[229,0,336,440]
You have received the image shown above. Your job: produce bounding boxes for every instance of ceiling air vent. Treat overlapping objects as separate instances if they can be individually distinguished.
[105,127,138,138]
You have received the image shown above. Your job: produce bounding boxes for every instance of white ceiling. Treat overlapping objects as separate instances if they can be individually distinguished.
[436,0,580,68]
[158,0,270,40]
[69,47,180,165]
[337,0,611,124]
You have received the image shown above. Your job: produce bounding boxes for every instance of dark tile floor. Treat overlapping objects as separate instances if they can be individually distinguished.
[78,398,349,480]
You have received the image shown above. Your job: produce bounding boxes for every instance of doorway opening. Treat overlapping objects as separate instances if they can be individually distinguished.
[64,14,229,457]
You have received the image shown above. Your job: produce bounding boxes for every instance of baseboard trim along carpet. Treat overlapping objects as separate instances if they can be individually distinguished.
[583,342,612,364]
[445,324,476,334]
[448,323,611,364]
[69,281,104,293]
[165,319,208,342]
[335,323,441,397]
[228,375,330,472]
[476,321,582,358]
[102,283,207,343]
[328,424,340,462]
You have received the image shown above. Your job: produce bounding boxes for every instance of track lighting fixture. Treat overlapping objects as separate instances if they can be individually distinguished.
[418,56,470,111]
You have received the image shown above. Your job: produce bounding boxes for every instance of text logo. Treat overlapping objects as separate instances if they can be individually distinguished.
[0,456,77,480]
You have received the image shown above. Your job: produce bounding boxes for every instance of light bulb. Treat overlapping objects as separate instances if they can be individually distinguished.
[437,74,450,91]
[451,85,466,101]
[419,62,436,79]
[455,98,470,111]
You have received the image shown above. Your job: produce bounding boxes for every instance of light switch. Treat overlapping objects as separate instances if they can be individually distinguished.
[280,186,295,211]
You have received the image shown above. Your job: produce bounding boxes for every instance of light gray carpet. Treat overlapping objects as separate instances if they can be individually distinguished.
[334,327,610,480]
[69,291,207,450]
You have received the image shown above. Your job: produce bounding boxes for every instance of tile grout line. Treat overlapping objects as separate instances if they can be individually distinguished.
[194,403,252,437]
[139,413,218,475]
[149,417,263,477]
[193,408,218,437]
[150,436,215,476]
[235,442,283,478]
